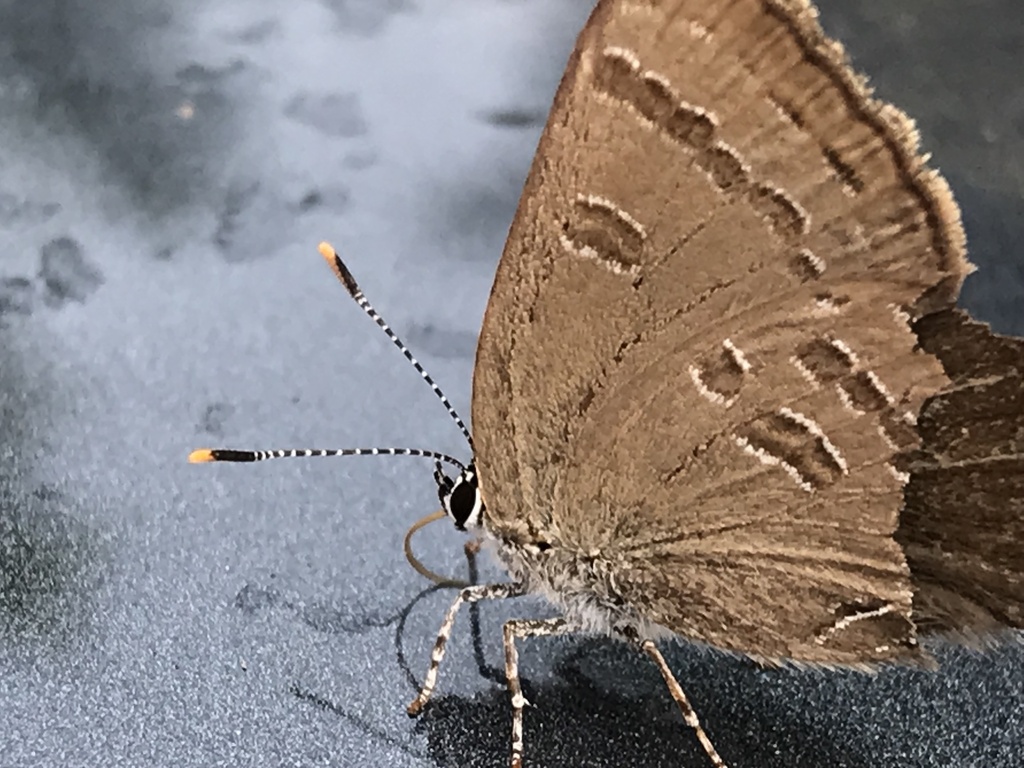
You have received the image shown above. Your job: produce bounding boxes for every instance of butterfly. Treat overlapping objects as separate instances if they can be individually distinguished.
[191,1,1024,765]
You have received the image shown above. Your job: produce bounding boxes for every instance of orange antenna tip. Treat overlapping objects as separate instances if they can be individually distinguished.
[318,240,360,296]
[189,449,215,463]
[317,241,336,260]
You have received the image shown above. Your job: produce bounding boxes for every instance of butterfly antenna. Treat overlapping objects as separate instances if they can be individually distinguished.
[318,241,474,450]
[189,447,466,471]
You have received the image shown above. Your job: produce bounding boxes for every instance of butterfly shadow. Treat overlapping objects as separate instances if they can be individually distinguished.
[408,624,886,768]
[387,547,864,768]
[276,543,892,768]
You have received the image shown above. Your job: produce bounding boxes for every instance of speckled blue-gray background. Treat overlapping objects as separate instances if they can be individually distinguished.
[1,2,1021,767]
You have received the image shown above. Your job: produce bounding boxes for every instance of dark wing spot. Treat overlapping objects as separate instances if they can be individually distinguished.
[665,105,716,150]
[703,146,750,191]
[795,337,856,383]
[738,411,845,489]
[840,371,890,413]
[747,184,807,240]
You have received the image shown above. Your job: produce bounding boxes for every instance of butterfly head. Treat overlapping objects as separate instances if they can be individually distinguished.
[434,461,484,531]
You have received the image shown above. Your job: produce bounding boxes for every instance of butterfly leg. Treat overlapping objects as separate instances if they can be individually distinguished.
[502,617,572,768]
[617,627,729,768]
[408,582,523,716]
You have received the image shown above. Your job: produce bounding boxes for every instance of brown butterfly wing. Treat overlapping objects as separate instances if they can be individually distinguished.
[472,0,974,664]
[899,309,1024,639]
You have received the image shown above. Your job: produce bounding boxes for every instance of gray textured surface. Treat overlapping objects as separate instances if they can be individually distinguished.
[1,1,1022,767]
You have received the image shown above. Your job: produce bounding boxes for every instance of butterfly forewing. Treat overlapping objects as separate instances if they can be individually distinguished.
[473,0,973,663]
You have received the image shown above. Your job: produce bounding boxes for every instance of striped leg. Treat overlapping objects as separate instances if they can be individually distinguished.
[407,582,523,716]
[636,637,728,768]
[502,617,571,768]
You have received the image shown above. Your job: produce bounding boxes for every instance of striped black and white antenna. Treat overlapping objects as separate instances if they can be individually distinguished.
[189,241,473,473]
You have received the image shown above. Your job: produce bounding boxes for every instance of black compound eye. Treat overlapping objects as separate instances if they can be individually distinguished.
[449,479,478,529]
